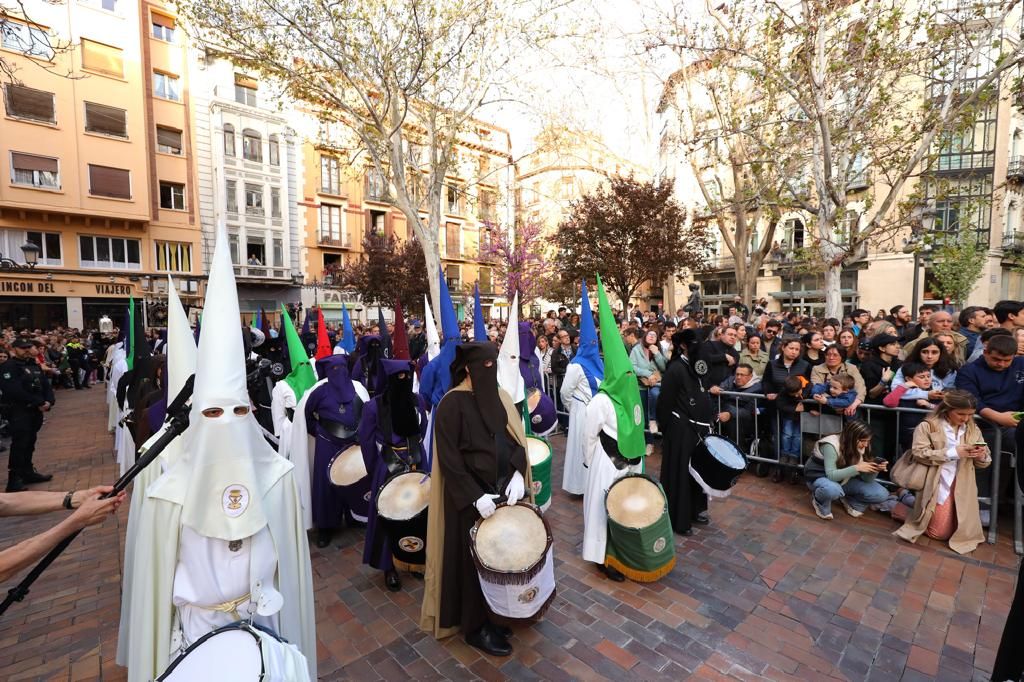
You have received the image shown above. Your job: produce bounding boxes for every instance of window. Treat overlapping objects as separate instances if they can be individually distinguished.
[242,129,262,162]
[156,126,182,155]
[478,266,492,294]
[88,164,130,199]
[159,181,184,210]
[82,0,118,11]
[270,187,281,218]
[151,13,175,42]
[446,183,461,214]
[154,241,191,272]
[225,179,237,213]
[321,155,341,194]
[84,102,127,138]
[366,168,388,201]
[223,124,235,157]
[244,183,263,215]
[11,152,59,189]
[445,264,460,290]
[1,20,54,60]
[3,84,55,123]
[234,74,257,106]
[319,204,344,243]
[79,235,141,269]
[228,233,240,264]
[273,238,283,268]
[268,135,279,166]
[153,71,180,101]
[81,39,122,77]
[0,230,62,266]
[478,189,496,222]
[446,222,460,258]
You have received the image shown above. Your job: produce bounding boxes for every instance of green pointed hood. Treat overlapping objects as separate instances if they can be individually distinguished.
[126,296,136,371]
[281,304,317,400]
[596,275,645,458]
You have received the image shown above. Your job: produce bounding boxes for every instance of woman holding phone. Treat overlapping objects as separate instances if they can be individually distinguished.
[893,389,991,554]
[804,420,889,520]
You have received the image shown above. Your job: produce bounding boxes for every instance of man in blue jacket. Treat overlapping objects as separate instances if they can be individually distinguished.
[954,334,1024,526]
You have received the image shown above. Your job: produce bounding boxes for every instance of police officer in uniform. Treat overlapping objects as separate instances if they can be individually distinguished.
[0,338,55,492]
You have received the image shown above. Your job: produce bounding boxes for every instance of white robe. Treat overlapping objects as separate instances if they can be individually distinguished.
[581,393,641,564]
[107,353,127,434]
[560,363,599,495]
[124,468,316,682]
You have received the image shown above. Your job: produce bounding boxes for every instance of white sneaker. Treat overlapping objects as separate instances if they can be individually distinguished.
[839,498,863,518]
[645,443,654,456]
[812,495,833,520]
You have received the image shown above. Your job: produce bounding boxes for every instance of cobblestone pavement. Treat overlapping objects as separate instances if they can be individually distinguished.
[0,388,1019,680]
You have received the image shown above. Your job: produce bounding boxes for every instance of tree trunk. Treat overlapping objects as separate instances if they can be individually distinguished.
[823,263,843,319]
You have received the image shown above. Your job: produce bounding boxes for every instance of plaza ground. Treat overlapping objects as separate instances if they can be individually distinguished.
[0,388,1019,680]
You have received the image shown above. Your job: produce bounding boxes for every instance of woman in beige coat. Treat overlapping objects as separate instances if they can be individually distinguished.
[893,389,991,555]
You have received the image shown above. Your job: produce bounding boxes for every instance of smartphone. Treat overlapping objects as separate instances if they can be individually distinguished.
[973,440,987,447]
[873,457,886,465]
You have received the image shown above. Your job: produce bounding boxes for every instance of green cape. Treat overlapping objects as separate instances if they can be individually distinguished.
[596,275,645,458]
[281,304,317,400]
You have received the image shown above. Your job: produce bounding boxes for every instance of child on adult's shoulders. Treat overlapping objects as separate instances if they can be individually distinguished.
[810,375,858,411]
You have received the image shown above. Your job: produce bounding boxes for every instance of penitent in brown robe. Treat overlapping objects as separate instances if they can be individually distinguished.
[420,382,532,639]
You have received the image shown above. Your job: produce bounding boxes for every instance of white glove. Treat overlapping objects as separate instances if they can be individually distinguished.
[505,471,526,506]
[474,494,500,519]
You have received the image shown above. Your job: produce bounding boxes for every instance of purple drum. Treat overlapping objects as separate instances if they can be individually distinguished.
[327,445,372,522]
[527,389,557,436]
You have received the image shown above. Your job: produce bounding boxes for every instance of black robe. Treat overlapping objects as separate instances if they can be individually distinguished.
[656,355,711,534]
[432,391,527,633]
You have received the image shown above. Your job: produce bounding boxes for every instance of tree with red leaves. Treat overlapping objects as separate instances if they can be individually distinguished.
[554,174,712,309]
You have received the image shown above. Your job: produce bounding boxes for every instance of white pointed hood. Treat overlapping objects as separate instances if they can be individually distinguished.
[424,294,441,360]
[166,278,196,401]
[497,293,525,403]
[168,225,292,541]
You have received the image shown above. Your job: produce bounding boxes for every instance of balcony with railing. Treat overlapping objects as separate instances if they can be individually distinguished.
[1008,156,1024,183]
[318,232,351,249]
[233,265,290,279]
[365,171,392,204]
[847,169,870,192]
[1001,232,1024,253]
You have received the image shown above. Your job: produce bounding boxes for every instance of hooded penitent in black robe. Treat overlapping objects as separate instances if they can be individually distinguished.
[424,343,529,637]
[656,334,711,534]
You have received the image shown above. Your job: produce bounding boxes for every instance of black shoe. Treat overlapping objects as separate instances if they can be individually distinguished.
[693,511,710,525]
[5,477,26,493]
[600,563,626,582]
[411,571,424,580]
[677,527,694,536]
[315,529,333,548]
[755,461,770,477]
[489,623,512,639]
[466,626,512,657]
[771,466,784,483]
[22,469,52,484]
[385,569,401,592]
[788,469,801,485]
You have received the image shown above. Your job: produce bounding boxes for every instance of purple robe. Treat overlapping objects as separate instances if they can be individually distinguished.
[358,395,429,571]
[304,373,366,528]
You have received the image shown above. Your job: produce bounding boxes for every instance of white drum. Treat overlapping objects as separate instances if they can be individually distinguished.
[159,623,310,681]
[327,445,368,487]
[470,503,556,621]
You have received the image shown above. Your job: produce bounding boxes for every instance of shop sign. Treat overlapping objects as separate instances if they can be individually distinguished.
[0,277,137,298]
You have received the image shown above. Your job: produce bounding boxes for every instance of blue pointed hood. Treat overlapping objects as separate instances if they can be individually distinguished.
[340,305,355,353]
[570,279,603,393]
[419,272,461,407]
[473,283,486,342]
[439,271,459,344]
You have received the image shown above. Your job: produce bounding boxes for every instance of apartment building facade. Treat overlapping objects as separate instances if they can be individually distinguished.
[296,118,515,323]
[657,2,1024,317]
[0,0,203,330]
[189,50,302,325]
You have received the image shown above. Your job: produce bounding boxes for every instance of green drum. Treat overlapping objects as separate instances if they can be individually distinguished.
[604,473,676,582]
[526,436,552,512]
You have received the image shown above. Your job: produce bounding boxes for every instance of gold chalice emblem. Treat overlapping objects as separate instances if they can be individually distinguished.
[227,489,243,510]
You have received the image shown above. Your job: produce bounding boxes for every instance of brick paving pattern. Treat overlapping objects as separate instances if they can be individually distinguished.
[0,388,1019,680]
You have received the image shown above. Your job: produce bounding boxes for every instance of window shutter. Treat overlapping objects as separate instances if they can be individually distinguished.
[234,74,258,89]
[88,165,130,199]
[156,126,182,150]
[11,152,58,173]
[151,13,175,28]
[81,39,123,77]
[4,84,55,122]
[84,102,127,137]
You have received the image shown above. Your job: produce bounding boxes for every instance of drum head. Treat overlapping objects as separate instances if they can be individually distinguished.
[606,476,665,529]
[160,627,262,680]
[705,436,746,470]
[377,472,430,521]
[329,445,368,486]
[475,504,547,571]
[526,437,551,466]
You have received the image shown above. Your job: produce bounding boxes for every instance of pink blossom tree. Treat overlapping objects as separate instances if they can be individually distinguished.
[479,219,553,313]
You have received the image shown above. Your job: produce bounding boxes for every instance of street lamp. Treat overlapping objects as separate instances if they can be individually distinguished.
[903,205,936,315]
[0,242,41,270]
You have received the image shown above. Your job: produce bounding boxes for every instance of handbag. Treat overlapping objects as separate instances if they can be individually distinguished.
[890,449,930,491]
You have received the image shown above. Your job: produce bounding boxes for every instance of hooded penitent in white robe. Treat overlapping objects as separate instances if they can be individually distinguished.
[560,363,600,495]
[122,227,316,681]
[107,346,127,434]
[117,281,196,667]
[581,393,641,564]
